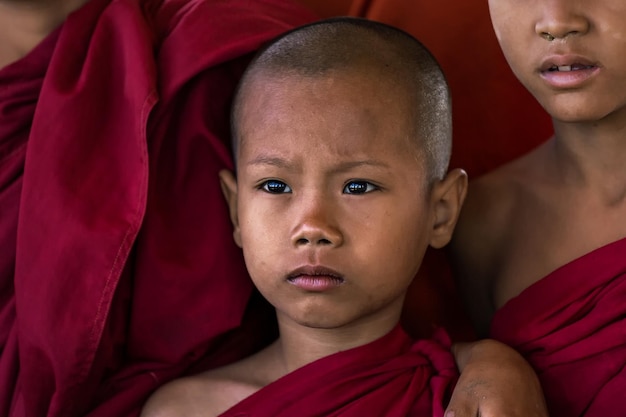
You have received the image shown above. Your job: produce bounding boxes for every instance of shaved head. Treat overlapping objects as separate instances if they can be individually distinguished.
[232,17,452,181]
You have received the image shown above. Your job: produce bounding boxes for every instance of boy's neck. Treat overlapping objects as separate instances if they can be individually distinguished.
[0,0,89,68]
[549,115,626,199]
[271,312,401,375]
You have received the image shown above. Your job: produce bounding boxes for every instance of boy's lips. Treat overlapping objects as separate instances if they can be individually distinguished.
[543,63,594,72]
[539,55,599,88]
[539,55,597,72]
[286,265,345,291]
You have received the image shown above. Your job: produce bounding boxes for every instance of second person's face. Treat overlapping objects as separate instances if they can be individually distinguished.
[488,0,626,123]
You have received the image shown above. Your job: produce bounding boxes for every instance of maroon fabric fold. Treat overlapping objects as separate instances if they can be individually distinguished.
[0,1,317,416]
[490,237,626,417]
[0,21,61,417]
[220,326,458,417]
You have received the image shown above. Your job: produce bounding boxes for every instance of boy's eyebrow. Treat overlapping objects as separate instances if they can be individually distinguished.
[329,160,391,174]
[246,155,391,172]
[246,155,294,169]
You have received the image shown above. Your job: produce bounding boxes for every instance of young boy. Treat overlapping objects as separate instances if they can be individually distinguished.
[450,1,626,416]
[141,17,548,417]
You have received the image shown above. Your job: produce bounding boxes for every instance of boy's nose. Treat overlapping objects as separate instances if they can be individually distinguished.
[293,224,343,247]
[291,200,344,248]
[535,1,589,41]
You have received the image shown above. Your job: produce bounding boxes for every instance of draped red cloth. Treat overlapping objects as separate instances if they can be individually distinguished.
[0,1,316,416]
[490,237,626,417]
[220,326,458,417]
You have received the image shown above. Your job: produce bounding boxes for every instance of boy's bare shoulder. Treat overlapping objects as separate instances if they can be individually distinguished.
[449,145,546,332]
[453,141,553,266]
[452,153,535,272]
[140,374,212,417]
[140,353,272,417]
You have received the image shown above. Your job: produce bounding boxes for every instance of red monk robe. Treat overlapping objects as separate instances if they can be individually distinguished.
[490,237,626,417]
[0,1,315,416]
[219,326,458,417]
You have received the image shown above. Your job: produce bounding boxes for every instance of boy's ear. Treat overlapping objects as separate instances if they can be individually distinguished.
[429,168,468,249]
[219,169,242,248]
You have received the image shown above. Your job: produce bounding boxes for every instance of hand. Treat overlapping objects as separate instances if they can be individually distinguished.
[445,339,549,417]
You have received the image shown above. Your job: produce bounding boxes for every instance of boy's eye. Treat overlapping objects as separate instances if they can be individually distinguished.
[261,180,292,194]
[343,180,377,194]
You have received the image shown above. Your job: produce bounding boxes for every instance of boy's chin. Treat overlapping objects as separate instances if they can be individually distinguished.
[540,98,617,124]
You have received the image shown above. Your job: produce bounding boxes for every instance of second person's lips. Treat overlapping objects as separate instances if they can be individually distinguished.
[539,54,598,73]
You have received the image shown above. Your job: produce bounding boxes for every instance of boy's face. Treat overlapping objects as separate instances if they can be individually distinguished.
[221,70,462,331]
[489,0,626,123]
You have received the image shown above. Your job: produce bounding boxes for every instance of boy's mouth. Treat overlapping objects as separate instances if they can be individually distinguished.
[539,58,600,88]
[286,265,345,291]
[546,64,594,72]
[540,54,597,74]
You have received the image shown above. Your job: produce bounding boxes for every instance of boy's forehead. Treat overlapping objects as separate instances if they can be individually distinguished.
[241,70,408,126]
[235,70,426,166]
[239,67,413,121]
